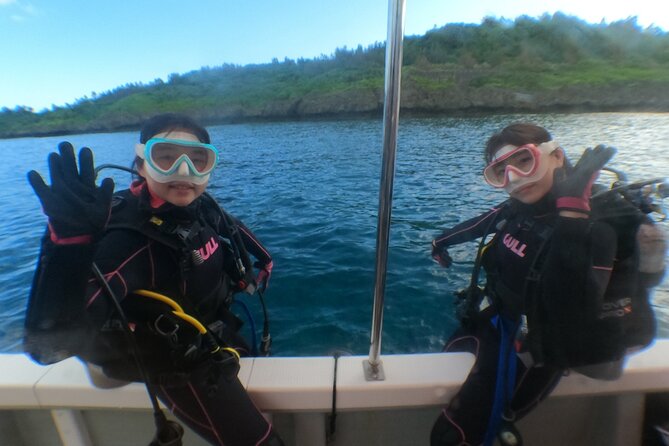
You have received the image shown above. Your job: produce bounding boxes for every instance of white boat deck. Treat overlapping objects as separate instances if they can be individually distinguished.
[1,339,668,445]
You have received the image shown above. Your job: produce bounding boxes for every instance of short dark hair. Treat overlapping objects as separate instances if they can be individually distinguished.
[139,113,210,144]
[484,123,552,163]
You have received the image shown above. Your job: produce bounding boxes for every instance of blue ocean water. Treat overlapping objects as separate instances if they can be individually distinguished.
[1,113,667,356]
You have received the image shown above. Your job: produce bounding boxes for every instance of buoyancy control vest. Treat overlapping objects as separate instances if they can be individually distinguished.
[24,186,257,379]
[481,191,657,369]
[107,188,257,300]
[83,189,258,376]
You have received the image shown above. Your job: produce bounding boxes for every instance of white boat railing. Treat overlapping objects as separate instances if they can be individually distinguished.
[2,340,669,446]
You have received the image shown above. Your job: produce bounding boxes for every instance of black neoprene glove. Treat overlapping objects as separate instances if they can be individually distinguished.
[28,142,114,241]
[552,144,615,213]
[431,241,453,268]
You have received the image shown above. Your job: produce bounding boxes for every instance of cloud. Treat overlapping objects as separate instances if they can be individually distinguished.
[3,1,39,22]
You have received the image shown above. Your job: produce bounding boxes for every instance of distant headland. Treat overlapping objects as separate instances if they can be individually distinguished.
[2,13,668,139]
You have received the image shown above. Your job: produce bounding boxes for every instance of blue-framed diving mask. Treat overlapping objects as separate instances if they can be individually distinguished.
[135,138,219,185]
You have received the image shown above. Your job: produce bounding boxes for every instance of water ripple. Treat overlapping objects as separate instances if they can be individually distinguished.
[1,113,667,356]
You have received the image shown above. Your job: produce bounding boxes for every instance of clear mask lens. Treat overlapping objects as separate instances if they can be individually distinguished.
[483,146,539,187]
[144,138,218,176]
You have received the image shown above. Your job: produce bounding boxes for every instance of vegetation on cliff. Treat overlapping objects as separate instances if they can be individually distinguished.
[2,13,668,138]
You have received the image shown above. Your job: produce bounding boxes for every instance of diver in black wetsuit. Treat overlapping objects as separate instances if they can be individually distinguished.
[430,123,666,446]
[25,113,284,446]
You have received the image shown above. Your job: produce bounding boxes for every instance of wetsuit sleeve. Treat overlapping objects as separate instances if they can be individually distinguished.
[82,230,155,323]
[25,227,154,364]
[232,217,273,269]
[433,205,507,248]
[24,233,98,363]
[538,217,618,366]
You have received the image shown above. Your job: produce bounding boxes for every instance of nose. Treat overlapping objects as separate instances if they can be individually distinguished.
[507,169,521,183]
[177,159,190,175]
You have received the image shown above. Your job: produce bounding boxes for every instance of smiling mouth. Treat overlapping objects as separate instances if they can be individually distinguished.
[169,182,194,190]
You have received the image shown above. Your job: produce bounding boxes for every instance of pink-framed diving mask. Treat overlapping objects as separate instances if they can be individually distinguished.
[483,141,560,193]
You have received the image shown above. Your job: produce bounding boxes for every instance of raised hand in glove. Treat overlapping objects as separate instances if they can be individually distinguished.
[552,144,615,213]
[28,142,114,243]
[431,241,453,268]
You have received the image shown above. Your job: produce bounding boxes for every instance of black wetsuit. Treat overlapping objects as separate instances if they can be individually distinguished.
[26,181,283,446]
[430,193,659,446]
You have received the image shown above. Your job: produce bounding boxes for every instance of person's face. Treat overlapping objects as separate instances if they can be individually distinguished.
[507,149,564,204]
[138,130,209,207]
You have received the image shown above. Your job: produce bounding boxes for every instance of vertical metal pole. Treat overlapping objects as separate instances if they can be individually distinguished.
[364,0,406,381]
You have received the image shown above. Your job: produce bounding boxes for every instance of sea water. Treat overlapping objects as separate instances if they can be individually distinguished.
[1,113,667,356]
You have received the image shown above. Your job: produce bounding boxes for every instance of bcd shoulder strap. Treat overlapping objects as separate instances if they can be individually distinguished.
[201,192,256,292]
[106,190,187,251]
[106,190,255,291]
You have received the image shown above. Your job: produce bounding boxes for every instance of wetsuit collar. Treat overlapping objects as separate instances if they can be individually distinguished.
[130,180,167,209]
[131,180,202,220]
[510,192,557,217]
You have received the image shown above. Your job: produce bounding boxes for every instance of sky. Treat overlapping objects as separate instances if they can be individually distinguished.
[1,0,668,111]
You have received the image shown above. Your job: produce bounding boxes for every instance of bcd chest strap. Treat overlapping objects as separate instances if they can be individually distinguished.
[106,190,255,290]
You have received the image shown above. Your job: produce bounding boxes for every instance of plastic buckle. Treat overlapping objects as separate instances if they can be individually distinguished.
[154,314,179,341]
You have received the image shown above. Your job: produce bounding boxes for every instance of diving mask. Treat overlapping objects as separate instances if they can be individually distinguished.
[136,138,219,185]
[483,141,560,191]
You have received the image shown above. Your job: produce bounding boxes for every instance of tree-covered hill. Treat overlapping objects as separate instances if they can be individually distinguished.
[2,13,669,138]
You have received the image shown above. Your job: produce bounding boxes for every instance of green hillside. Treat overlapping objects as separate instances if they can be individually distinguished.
[2,13,668,138]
